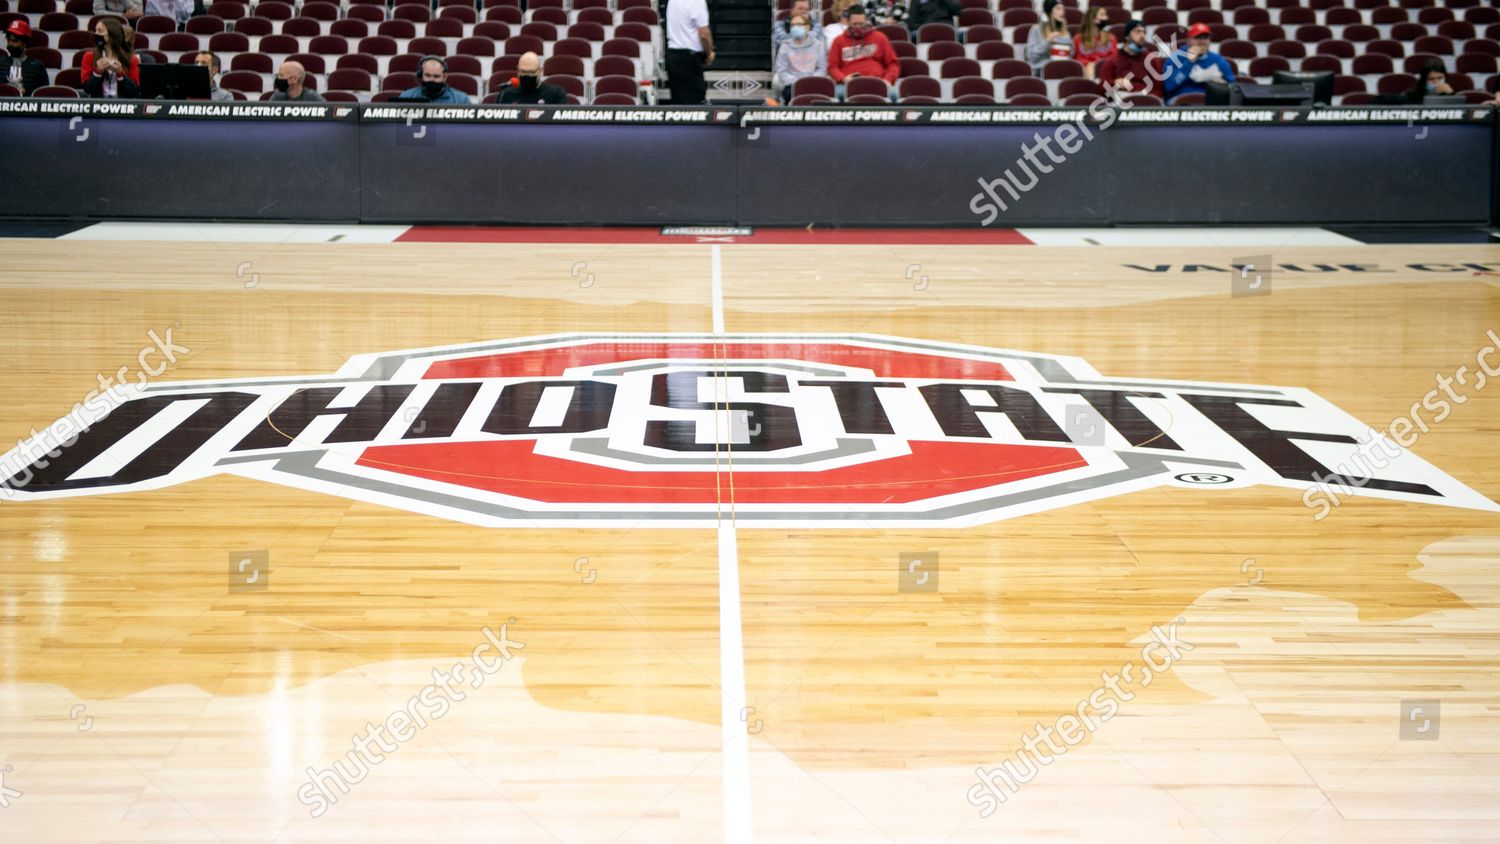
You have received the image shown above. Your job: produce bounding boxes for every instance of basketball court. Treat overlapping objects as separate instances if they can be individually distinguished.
[2,224,1499,841]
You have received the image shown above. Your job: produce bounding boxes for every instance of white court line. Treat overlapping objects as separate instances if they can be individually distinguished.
[711,243,754,843]
[711,245,726,334]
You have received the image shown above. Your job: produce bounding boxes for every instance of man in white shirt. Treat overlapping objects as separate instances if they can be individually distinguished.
[665,0,714,104]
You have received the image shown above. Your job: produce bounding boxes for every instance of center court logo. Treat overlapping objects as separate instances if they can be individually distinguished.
[1,333,1494,527]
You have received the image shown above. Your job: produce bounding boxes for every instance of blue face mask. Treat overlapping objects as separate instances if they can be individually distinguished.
[790,24,808,39]
[1425,81,1439,93]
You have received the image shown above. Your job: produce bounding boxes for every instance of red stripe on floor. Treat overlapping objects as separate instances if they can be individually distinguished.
[395,226,1034,245]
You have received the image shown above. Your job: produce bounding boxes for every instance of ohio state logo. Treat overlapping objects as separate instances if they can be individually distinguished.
[2,333,1494,527]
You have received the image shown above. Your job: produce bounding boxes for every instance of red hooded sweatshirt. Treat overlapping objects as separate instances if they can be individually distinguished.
[827,29,899,84]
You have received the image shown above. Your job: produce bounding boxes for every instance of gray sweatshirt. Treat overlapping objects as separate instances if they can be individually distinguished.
[774,34,828,95]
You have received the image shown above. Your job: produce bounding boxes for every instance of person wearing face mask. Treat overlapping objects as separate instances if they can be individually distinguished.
[0,21,49,96]
[1097,18,1161,98]
[270,60,324,101]
[1025,0,1072,73]
[195,51,233,101]
[827,7,899,92]
[1073,5,1116,80]
[773,0,818,56]
[773,13,826,103]
[496,51,568,103]
[399,56,473,104]
[144,0,192,28]
[1407,59,1454,103]
[81,17,140,98]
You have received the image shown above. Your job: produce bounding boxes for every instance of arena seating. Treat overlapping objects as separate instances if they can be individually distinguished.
[1,0,1496,104]
[780,0,1498,104]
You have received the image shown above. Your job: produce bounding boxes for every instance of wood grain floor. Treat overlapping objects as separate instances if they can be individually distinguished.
[0,237,1497,841]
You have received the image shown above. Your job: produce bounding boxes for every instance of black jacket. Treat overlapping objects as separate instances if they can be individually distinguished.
[81,71,140,99]
[0,55,49,96]
[906,0,961,32]
[496,81,569,104]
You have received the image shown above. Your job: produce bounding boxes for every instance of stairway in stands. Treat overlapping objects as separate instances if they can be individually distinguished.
[704,0,774,103]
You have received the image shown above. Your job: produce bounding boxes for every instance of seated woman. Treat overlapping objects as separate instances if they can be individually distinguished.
[81,17,140,98]
[774,13,826,103]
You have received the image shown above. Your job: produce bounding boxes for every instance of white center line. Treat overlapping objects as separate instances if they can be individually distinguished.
[711,244,726,335]
[712,243,753,843]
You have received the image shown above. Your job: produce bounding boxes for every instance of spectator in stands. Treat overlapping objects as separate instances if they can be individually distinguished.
[905,0,959,40]
[93,0,142,23]
[1025,0,1073,73]
[1,21,48,97]
[1162,21,1233,103]
[1074,6,1116,80]
[144,0,193,28]
[495,51,568,103]
[827,6,899,91]
[122,23,152,63]
[195,51,232,101]
[665,0,713,104]
[773,0,816,55]
[823,0,856,46]
[82,17,140,98]
[1097,19,1161,98]
[271,60,323,101]
[400,56,473,103]
[774,13,825,102]
[1407,58,1455,102]
[866,0,906,29]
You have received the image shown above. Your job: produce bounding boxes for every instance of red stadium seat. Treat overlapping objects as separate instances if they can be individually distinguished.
[347,5,385,23]
[566,23,604,42]
[958,9,992,29]
[1437,21,1475,40]
[542,53,583,75]
[951,75,994,98]
[234,17,273,36]
[1342,24,1379,42]
[388,53,424,73]
[1417,7,1454,24]
[1249,56,1291,77]
[1041,59,1083,78]
[337,53,378,74]
[231,52,272,73]
[309,35,349,55]
[1351,54,1393,74]
[1187,9,1221,25]
[592,54,635,77]
[601,38,639,59]
[0,82,24,96]
[792,75,836,99]
[33,84,79,96]
[975,41,1013,61]
[377,21,416,39]
[206,1,246,19]
[899,56,929,78]
[1171,92,1205,105]
[408,36,446,56]
[940,57,980,78]
[329,19,368,39]
[1325,8,1362,26]
[897,75,939,98]
[504,35,544,55]
[320,90,358,101]
[220,69,263,92]
[846,76,890,97]
[1413,35,1455,55]
[520,21,557,41]
[529,7,566,25]
[1301,55,1341,74]
[620,7,658,26]
[287,53,325,73]
[965,24,1002,44]
[1246,24,1285,42]
[1005,92,1049,104]
[592,91,637,104]
[485,6,522,25]
[1339,91,1376,104]
[53,67,79,87]
[159,32,201,53]
[185,15,225,34]
[256,2,293,20]
[1058,77,1101,98]
[1367,40,1406,59]
[1376,72,1416,94]
[1456,53,1497,74]
[282,18,321,37]
[438,5,477,23]
[382,70,416,91]
[917,22,957,43]
[1371,7,1409,25]
[1004,76,1045,97]
[891,40,916,58]
[876,23,909,42]
[990,58,1030,78]
[592,74,636,98]
[1315,39,1355,59]
[135,13,175,33]
[425,18,464,38]
[208,31,248,52]
[1332,74,1365,95]
[925,41,964,61]
[1267,40,1306,59]
[1389,22,1426,41]
[1124,92,1162,105]
[840,93,885,103]
[393,5,430,23]
[954,91,996,103]
[614,22,652,42]
[1232,7,1269,26]
[789,93,834,104]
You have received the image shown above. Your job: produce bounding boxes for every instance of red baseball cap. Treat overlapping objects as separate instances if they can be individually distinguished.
[6,19,33,40]
[1186,22,1211,38]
